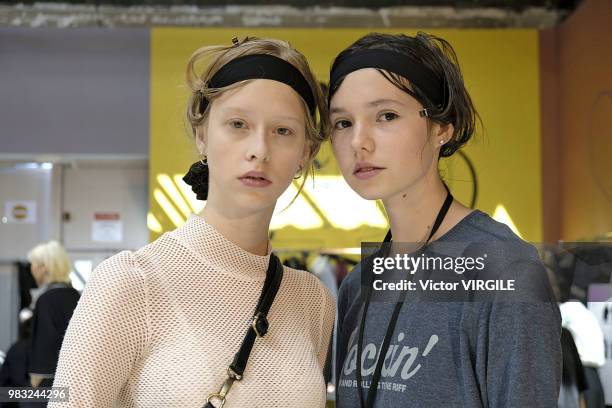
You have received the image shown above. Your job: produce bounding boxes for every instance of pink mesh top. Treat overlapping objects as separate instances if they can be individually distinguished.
[50,214,336,407]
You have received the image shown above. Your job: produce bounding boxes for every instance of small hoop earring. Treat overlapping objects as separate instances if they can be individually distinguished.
[294,166,303,180]
[199,152,208,165]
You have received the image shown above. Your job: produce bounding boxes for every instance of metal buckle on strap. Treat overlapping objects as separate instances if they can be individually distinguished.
[251,312,269,337]
[206,393,226,408]
[206,376,235,408]
[227,366,242,381]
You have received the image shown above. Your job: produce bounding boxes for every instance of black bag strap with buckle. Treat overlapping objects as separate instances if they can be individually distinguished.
[204,253,284,408]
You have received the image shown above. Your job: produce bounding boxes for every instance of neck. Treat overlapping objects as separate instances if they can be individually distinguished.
[200,203,273,256]
[383,173,450,243]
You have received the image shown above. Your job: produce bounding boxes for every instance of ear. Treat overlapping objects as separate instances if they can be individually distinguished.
[195,124,208,156]
[435,122,454,146]
[300,140,312,169]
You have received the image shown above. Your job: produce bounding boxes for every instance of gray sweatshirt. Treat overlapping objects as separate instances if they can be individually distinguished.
[335,210,562,408]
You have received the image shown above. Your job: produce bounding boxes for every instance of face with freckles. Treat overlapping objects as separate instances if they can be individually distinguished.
[329,68,451,201]
[196,79,309,215]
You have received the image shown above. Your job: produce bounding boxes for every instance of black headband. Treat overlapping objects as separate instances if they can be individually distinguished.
[198,54,316,116]
[329,49,446,108]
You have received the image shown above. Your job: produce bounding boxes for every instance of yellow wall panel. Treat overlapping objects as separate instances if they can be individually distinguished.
[150,27,541,246]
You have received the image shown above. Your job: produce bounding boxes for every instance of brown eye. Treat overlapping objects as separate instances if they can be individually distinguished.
[379,112,399,122]
[277,127,293,136]
[230,120,245,129]
[334,120,352,130]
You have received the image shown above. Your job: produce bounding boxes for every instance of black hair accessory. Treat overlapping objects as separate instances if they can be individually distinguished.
[197,54,316,116]
[329,49,446,108]
[182,159,209,201]
[188,53,316,202]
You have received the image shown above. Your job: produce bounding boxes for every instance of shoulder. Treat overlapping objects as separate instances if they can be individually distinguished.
[456,210,530,244]
[93,250,142,279]
[131,231,178,268]
[453,212,557,305]
[37,286,80,306]
[282,266,335,309]
[83,250,148,303]
[451,210,540,262]
[281,266,336,336]
[104,229,189,278]
[283,267,336,350]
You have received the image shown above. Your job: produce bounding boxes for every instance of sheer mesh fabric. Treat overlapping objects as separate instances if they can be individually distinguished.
[50,214,335,407]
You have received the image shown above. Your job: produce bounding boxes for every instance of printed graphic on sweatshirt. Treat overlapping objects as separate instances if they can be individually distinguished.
[338,326,439,394]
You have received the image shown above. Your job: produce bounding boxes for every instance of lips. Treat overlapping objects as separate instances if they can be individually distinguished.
[238,171,272,187]
[353,162,385,180]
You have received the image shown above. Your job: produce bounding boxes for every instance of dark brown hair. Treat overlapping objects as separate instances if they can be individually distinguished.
[329,32,481,158]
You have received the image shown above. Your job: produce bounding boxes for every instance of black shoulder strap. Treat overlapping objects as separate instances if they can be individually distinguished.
[229,254,284,377]
[204,254,284,408]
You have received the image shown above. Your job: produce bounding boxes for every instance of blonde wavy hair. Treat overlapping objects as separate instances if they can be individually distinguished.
[27,240,72,284]
[185,37,329,196]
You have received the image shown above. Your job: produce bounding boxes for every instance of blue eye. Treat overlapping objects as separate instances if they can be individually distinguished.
[379,112,399,122]
[334,120,352,130]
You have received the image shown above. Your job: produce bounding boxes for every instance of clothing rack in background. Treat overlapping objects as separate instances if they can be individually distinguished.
[273,247,360,266]
[273,247,361,255]
[273,248,358,293]
[590,232,612,242]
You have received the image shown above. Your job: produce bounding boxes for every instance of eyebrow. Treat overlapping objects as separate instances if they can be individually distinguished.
[221,107,303,125]
[367,98,406,108]
[330,98,405,115]
[221,106,252,116]
[275,116,304,126]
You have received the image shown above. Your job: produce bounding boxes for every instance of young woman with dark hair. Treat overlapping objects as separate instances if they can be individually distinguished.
[328,32,562,408]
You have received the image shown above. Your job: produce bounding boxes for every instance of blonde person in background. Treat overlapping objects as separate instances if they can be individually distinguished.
[50,37,335,407]
[26,240,80,389]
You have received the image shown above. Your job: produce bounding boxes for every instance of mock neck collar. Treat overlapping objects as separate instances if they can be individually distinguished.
[173,213,272,280]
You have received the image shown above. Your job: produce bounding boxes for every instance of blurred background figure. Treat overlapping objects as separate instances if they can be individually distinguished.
[544,247,608,408]
[25,241,80,388]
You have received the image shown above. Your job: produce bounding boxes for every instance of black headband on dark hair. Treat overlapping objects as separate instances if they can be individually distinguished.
[198,54,316,116]
[329,49,445,108]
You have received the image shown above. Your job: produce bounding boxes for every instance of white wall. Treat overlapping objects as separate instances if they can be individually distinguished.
[0,159,149,352]
[0,164,60,260]
[62,161,149,274]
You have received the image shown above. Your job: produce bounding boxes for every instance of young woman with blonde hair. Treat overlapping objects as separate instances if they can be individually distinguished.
[51,37,335,407]
[26,240,79,388]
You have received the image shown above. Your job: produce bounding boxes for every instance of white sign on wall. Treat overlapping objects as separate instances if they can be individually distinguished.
[4,200,37,223]
[92,212,123,243]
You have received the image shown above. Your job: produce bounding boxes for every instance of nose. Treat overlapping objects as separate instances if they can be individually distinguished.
[245,126,271,163]
[349,121,374,156]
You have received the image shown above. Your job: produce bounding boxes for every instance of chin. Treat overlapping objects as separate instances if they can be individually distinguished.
[347,180,386,201]
[239,190,279,209]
